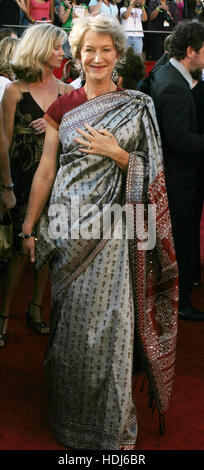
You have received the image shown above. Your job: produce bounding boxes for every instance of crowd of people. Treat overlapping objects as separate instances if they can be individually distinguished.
[0,0,203,453]
[1,0,204,59]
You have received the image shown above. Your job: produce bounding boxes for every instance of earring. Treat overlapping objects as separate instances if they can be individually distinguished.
[80,67,86,81]
[112,64,119,83]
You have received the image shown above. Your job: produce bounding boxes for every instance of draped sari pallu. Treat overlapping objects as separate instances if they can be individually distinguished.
[41,90,178,449]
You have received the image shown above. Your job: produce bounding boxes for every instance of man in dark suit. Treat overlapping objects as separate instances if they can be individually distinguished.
[150,20,204,320]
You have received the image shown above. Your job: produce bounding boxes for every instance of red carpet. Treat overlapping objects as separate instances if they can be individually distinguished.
[0,212,204,452]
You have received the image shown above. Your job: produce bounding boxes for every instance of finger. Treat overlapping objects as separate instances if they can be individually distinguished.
[32,120,41,127]
[74,137,90,147]
[30,245,35,263]
[30,118,41,125]
[78,147,94,154]
[98,128,113,137]
[32,119,44,129]
[32,124,40,131]
[84,123,99,136]
[34,126,44,134]
[76,128,92,140]
[37,120,44,126]
[34,127,44,134]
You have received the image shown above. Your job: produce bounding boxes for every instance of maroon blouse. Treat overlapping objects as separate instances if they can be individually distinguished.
[44,86,123,130]
[44,87,88,131]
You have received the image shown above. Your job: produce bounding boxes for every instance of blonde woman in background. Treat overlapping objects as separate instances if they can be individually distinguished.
[0,37,20,100]
[0,23,73,347]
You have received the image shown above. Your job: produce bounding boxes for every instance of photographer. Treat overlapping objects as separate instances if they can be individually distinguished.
[59,0,88,32]
[120,0,147,55]
[88,0,119,18]
[147,0,180,60]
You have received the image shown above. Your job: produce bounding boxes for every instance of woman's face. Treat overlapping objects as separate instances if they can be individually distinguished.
[80,30,118,84]
[45,40,65,68]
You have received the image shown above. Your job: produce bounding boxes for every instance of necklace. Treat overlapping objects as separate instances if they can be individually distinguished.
[130,8,138,27]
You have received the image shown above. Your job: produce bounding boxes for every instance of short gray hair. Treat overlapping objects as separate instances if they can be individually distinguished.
[69,14,127,59]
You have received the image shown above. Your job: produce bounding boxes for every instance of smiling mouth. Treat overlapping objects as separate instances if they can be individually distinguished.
[90,66,106,70]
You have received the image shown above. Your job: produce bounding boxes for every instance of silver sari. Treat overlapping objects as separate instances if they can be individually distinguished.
[41,90,178,449]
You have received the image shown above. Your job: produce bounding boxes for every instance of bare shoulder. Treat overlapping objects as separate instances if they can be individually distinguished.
[3,80,21,103]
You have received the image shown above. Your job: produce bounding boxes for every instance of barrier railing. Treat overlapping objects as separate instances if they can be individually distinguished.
[0,23,174,35]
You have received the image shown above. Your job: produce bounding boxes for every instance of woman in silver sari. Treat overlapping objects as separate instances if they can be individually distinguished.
[22,14,178,450]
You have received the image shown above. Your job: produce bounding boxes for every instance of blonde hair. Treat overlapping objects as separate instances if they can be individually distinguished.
[69,14,127,60]
[11,23,67,82]
[0,37,19,80]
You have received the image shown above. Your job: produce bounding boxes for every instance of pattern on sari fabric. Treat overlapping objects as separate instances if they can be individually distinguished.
[125,93,178,422]
[50,90,151,299]
[127,159,178,420]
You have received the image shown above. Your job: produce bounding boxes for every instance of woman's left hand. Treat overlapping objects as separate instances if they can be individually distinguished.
[75,123,129,171]
[29,118,47,135]
[75,123,128,164]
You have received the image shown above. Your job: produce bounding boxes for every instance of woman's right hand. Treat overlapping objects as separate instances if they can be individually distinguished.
[22,237,36,263]
[29,118,47,135]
